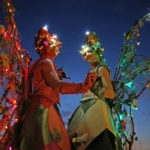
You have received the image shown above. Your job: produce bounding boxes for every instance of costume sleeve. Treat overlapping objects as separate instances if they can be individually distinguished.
[60,82,88,94]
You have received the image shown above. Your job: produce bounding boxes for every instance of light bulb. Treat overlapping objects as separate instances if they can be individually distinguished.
[86,31,90,35]
[82,45,85,49]
[53,34,57,39]
[43,25,48,31]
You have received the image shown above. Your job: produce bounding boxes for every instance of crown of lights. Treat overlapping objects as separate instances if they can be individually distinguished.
[34,26,62,54]
[80,32,104,58]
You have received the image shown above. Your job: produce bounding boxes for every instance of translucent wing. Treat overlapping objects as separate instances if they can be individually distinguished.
[112,13,150,149]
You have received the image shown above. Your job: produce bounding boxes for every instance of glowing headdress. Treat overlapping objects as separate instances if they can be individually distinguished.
[34,26,62,55]
[80,32,104,58]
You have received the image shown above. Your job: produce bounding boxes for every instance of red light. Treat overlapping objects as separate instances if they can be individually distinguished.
[15,118,18,123]
[12,99,16,105]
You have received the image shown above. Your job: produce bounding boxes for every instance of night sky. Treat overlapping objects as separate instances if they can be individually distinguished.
[1,0,150,149]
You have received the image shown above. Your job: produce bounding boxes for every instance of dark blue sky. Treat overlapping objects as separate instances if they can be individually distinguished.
[1,0,150,149]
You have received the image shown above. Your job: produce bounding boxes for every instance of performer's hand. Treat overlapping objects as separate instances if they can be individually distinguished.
[72,133,88,144]
[60,72,97,94]
[83,72,98,89]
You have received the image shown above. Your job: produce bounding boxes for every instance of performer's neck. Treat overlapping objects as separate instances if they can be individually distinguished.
[90,62,99,70]
[41,54,55,61]
[91,64,96,70]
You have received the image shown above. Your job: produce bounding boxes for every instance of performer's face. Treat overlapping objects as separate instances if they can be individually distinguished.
[45,45,60,58]
[82,48,99,64]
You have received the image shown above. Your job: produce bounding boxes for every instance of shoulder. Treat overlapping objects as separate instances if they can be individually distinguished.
[32,58,54,72]
[97,65,111,80]
[98,65,109,74]
[35,58,53,67]
[40,58,55,71]
[39,58,53,65]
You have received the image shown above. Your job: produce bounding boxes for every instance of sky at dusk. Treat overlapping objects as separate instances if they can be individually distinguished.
[0,0,150,149]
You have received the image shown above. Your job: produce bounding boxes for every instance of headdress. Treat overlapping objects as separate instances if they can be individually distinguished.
[80,32,104,59]
[34,26,62,54]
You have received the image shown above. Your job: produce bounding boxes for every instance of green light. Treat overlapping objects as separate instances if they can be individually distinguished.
[119,114,124,121]
[125,81,133,88]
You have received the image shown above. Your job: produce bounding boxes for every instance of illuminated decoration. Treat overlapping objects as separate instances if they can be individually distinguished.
[43,25,48,31]
[146,82,150,88]
[53,34,57,39]
[111,12,150,149]
[0,0,31,145]
[80,32,104,60]
[0,25,6,35]
[35,27,62,55]
[85,31,90,35]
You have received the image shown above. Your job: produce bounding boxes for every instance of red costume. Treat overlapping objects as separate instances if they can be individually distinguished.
[19,45,97,150]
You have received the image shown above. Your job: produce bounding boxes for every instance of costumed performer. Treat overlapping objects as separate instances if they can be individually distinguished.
[18,27,98,150]
[67,32,118,150]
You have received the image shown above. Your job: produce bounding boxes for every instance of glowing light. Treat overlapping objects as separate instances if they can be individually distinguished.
[80,45,90,53]
[9,147,12,150]
[125,81,133,88]
[43,25,48,31]
[44,41,49,46]
[4,32,7,38]
[84,47,90,52]
[132,105,138,110]
[82,45,85,49]
[80,50,84,54]
[21,54,24,58]
[15,118,18,123]
[12,99,16,105]
[86,31,90,35]
[119,114,124,121]
[137,41,140,46]
[13,105,17,111]
[7,3,10,6]
[146,83,150,88]
[9,9,12,12]
[101,48,104,52]
[5,68,9,73]
[53,35,57,39]
[132,99,138,110]
[10,34,13,38]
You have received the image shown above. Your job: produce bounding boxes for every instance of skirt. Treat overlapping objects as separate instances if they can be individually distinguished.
[18,95,71,150]
[67,98,116,150]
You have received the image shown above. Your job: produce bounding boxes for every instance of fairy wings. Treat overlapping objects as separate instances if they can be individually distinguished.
[111,13,150,149]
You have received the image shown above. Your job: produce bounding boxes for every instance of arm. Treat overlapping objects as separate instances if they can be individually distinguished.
[40,59,97,93]
[60,72,97,94]
[98,66,115,99]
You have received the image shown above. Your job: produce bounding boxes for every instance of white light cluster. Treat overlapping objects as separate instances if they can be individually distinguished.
[86,31,90,35]
[84,46,90,52]
[43,25,48,31]
[53,35,57,39]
